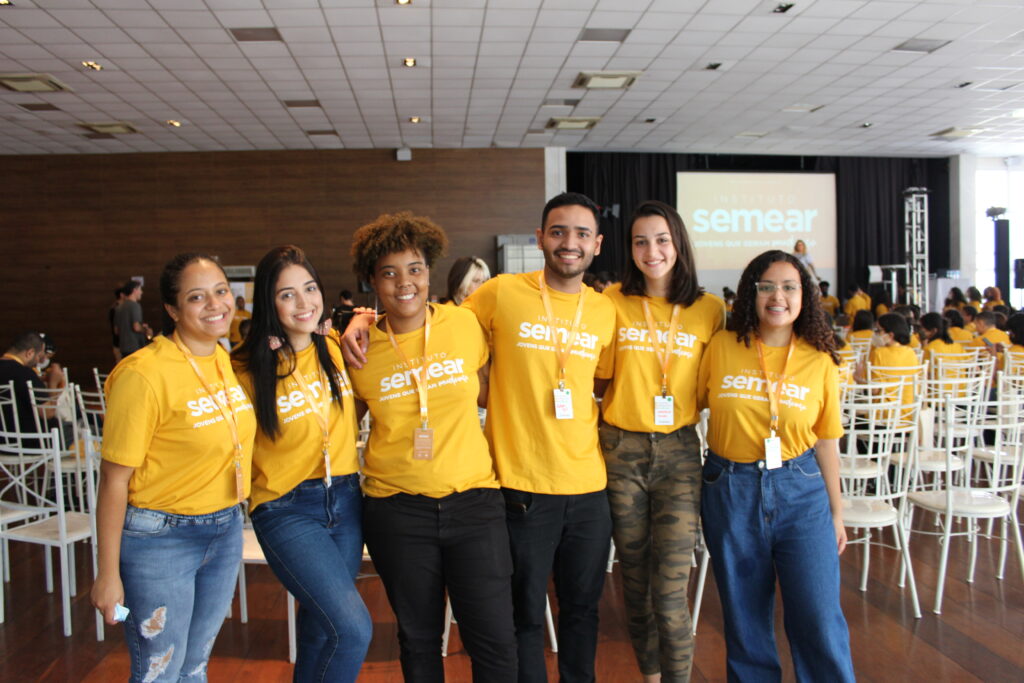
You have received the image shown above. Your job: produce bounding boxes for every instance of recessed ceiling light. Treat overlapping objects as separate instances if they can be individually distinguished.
[541,98,581,107]
[893,39,950,53]
[572,71,641,89]
[403,57,417,67]
[408,116,421,123]
[229,27,284,42]
[18,102,61,112]
[396,0,412,5]
[306,129,339,136]
[166,119,182,127]
[930,126,982,139]
[283,99,322,108]
[772,3,795,13]
[705,62,723,71]
[861,122,873,128]
[82,61,103,71]
[782,103,824,113]
[0,73,73,93]
[546,117,601,130]
[0,1,15,7]
[77,121,139,135]
[578,28,631,42]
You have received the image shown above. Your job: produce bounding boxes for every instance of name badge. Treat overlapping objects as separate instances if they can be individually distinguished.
[653,395,674,426]
[413,428,434,460]
[763,436,782,470]
[553,388,574,420]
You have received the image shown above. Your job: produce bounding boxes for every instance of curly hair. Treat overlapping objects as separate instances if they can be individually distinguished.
[731,250,839,365]
[351,211,449,283]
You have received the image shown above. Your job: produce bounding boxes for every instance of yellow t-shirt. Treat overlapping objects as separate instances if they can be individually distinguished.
[820,295,840,317]
[848,329,874,342]
[463,271,615,494]
[348,304,497,498]
[868,344,920,404]
[600,284,724,432]
[964,322,977,334]
[1008,344,1024,374]
[235,341,360,510]
[229,309,251,345]
[948,326,973,343]
[922,338,964,366]
[909,332,921,349]
[102,335,256,515]
[984,299,1005,311]
[697,332,843,463]
[970,328,1012,372]
[844,293,870,319]
[875,303,889,317]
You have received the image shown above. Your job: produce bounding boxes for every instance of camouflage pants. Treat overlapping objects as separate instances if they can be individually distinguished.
[600,422,702,682]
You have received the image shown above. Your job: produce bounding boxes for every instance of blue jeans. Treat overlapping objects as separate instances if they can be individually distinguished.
[120,504,242,683]
[502,488,612,683]
[250,474,371,683]
[700,450,855,683]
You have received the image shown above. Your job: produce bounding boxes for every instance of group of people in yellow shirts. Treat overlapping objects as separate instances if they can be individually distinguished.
[92,193,865,683]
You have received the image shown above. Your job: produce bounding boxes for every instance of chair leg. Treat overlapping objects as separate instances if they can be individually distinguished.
[44,547,53,594]
[59,545,72,637]
[68,545,77,597]
[237,563,248,623]
[860,528,871,592]
[544,595,557,653]
[691,548,710,636]
[3,537,10,583]
[998,517,1009,580]
[967,521,978,584]
[441,595,453,657]
[934,514,953,614]
[894,522,922,619]
[1011,510,1024,583]
[606,540,616,574]
[286,592,296,664]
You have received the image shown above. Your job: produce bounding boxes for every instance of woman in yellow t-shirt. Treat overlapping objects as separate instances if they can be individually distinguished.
[858,313,920,404]
[697,250,854,681]
[232,246,370,682]
[943,309,974,343]
[848,309,875,343]
[91,253,256,681]
[597,201,724,681]
[347,213,515,681]
[983,286,1005,311]
[441,255,490,306]
[920,312,965,367]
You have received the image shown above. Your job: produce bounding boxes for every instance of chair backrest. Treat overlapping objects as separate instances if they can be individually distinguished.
[867,361,926,407]
[970,389,1024,499]
[935,394,986,502]
[91,368,108,409]
[0,428,67,531]
[75,384,105,438]
[25,381,80,451]
[0,380,20,454]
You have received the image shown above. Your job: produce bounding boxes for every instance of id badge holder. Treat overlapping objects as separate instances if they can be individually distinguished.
[413,428,434,460]
[553,388,574,420]
[763,433,782,470]
[653,395,674,426]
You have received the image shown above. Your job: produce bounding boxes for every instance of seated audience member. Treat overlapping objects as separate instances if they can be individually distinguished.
[848,310,875,342]
[36,334,66,389]
[228,295,251,346]
[966,286,984,309]
[856,313,920,405]
[919,312,964,367]
[844,285,870,318]
[873,291,891,317]
[971,311,1012,373]
[943,309,973,342]
[331,289,357,331]
[234,319,251,350]
[0,332,48,431]
[993,310,1009,330]
[944,286,968,311]
[962,305,978,334]
[983,286,1005,311]
[892,305,921,349]
[1002,313,1024,367]
[819,281,840,317]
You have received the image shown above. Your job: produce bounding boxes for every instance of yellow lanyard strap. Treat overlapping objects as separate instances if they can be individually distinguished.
[755,336,796,437]
[386,306,432,429]
[641,300,682,397]
[288,358,333,484]
[172,332,245,503]
[538,274,586,390]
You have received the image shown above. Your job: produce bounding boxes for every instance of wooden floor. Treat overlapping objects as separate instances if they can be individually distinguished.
[1,521,1022,682]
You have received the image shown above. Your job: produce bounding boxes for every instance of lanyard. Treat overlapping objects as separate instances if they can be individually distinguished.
[386,306,432,428]
[172,332,245,503]
[754,336,796,438]
[641,299,682,397]
[538,274,587,390]
[288,357,333,486]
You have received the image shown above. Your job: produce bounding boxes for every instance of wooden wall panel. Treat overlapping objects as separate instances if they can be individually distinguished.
[1,148,545,382]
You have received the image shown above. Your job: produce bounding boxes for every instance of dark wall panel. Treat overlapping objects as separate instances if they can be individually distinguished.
[1,148,544,381]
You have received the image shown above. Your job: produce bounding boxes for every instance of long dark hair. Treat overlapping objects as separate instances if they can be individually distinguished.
[919,312,952,344]
[877,312,910,345]
[620,200,703,306]
[731,250,839,364]
[234,246,343,440]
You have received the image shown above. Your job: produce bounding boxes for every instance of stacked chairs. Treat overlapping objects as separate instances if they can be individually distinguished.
[839,378,922,618]
[0,427,101,637]
[25,382,88,513]
[91,368,109,406]
[75,384,106,440]
[905,392,1024,613]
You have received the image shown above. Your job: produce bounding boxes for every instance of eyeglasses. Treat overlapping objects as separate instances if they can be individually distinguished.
[755,282,801,295]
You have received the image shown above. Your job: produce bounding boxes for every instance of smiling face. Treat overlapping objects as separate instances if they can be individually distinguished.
[631,214,677,291]
[371,248,429,332]
[274,263,323,347]
[536,204,602,286]
[165,259,234,351]
[755,260,803,335]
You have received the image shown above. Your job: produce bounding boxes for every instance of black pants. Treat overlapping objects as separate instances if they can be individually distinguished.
[364,488,517,682]
[502,488,613,683]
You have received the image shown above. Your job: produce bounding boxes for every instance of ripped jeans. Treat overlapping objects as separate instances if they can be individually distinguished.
[120,504,242,683]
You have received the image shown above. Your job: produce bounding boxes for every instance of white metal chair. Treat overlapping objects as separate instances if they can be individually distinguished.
[91,368,109,407]
[25,382,87,512]
[905,395,1024,613]
[442,592,557,656]
[234,525,297,663]
[75,384,106,440]
[0,427,99,637]
[839,380,922,618]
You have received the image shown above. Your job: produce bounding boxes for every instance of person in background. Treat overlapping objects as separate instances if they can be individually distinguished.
[697,250,853,682]
[873,290,891,318]
[819,281,840,317]
[848,310,875,343]
[943,309,973,343]
[597,200,724,681]
[919,312,964,367]
[983,286,1005,311]
[944,287,968,311]
[0,332,49,431]
[347,213,516,681]
[962,305,978,334]
[855,313,920,407]
[1000,313,1024,369]
[966,286,984,309]
[792,239,819,281]
[36,334,66,389]
[442,256,491,306]
[723,286,736,314]
[115,280,152,357]
[235,319,252,349]
[228,295,251,347]
[233,246,371,682]
[91,253,256,682]
[970,311,1012,373]
[110,285,126,364]
[843,284,870,319]
[592,271,615,293]
[331,289,357,331]
[892,305,921,349]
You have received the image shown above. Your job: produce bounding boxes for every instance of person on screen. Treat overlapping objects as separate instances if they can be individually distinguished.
[792,240,819,281]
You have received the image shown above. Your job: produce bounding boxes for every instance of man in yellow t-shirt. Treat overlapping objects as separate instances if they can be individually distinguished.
[842,285,870,319]
[818,281,840,318]
[970,311,1012,372]
[462,192,615,682]
[228,295,251,346]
